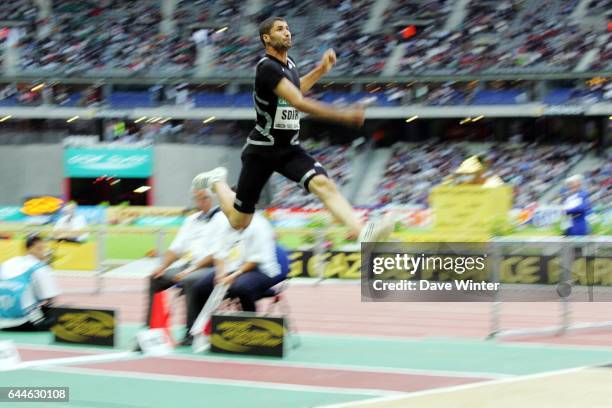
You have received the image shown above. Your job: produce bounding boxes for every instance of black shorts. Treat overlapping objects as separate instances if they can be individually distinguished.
[234,143,328,213]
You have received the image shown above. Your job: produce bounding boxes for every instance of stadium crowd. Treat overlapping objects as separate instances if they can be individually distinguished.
[396,0,606,74]
[270,141,354,208]
[374,142,593,208]
[4,0,607,76]
[582,151,612,211]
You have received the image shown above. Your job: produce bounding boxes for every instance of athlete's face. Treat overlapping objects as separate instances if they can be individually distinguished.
[266,20,292,51]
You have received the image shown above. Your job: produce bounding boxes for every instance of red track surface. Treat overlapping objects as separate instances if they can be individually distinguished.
[77,357,489,392]
[57,276,612,347]
[10,277,610,402]
[16,346,489,393]
[19,347,102,362]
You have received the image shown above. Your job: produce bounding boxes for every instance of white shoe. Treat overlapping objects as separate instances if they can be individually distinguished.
[192,167,227,190]
[359,217,396,243]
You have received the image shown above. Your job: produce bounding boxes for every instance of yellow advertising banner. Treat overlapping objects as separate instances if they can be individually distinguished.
[106,206,186,226]
[0,240,21,263]
[0,240,96,270]
[430,185,513,234]
[50,242,97,270]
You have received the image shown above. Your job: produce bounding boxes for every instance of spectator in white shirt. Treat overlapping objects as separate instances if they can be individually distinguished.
[53,202,89,243]
[146,187,224,345]
[0,235,61,331]
[192,211,284,313]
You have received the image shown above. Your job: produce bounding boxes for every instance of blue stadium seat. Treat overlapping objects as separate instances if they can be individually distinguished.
[194,92,235,107]
[472,90,523,105]
[0,97,17,107]
[109,92,153,108]
[544,88,573,105]
[233,93,253,107]
[62,93,82,107]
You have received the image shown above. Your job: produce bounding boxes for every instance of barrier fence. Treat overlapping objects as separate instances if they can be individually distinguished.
[488,236,612,339]
[1,224,610,338]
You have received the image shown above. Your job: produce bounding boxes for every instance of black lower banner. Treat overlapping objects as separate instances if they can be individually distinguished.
[210,313,285,358]
[50,307,116,347]
[288,250,612,285]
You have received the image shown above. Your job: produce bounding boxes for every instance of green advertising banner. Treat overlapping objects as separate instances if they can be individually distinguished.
[0,207,25,222]
[64,148,153,178]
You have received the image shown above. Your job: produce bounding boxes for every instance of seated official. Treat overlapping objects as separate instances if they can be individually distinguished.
[146,187,223,345]
[192,211,284,313]
[0,235,61,331]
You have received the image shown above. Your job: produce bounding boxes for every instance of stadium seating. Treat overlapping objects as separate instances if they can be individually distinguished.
[375,142,593,208]
[472,89,524,105]
[584,152,612,212]
[108,92,153,109]
[270,141,354,208]
[5,0,608,77]
[397,0,604,75]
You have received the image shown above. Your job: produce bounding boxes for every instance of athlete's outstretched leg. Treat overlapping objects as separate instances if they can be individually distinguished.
[307,174,363,237]
[308,174,395,242]
[277,145,394,242]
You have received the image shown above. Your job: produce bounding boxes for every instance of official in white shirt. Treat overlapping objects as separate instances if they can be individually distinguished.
[53,202,89,243]
[146,187,223,345]
[192,211,283,312]
[0,235,61,330]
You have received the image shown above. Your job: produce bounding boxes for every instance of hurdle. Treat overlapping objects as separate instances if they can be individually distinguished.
[488,236,612,339]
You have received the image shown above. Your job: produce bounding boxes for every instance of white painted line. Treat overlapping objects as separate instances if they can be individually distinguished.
[296,331,612,353]
[166,353,511,380]
[36,365,402,397]
[11,351,140,371]
[14,343,507,379]
[288,278,360,285]
[16,344,117,354]
[316,365,590,407]
[498,339,612,352]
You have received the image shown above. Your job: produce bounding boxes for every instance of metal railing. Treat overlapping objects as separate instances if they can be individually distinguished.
[488,236,612,339]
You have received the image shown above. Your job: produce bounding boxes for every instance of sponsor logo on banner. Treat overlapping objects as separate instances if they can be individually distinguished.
[288,251,612,285]
[50,308,115,347]
[288,251,362,279]
[68,154,147,171]
[64,147,153,178]
[21,196,64,216]
[0,207,25,222]
[430,185,512,233]
[210,314,285,357]
[0,205,104,225]
[107,206,187,226]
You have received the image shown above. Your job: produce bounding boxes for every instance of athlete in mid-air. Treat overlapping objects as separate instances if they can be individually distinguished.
[193,16,393,241]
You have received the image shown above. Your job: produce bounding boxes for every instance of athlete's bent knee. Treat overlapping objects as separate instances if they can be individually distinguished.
[308,175,337,197]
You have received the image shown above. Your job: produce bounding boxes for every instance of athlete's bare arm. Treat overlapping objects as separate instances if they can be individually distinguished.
[274,77,364,127]
[300,49,336,93]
